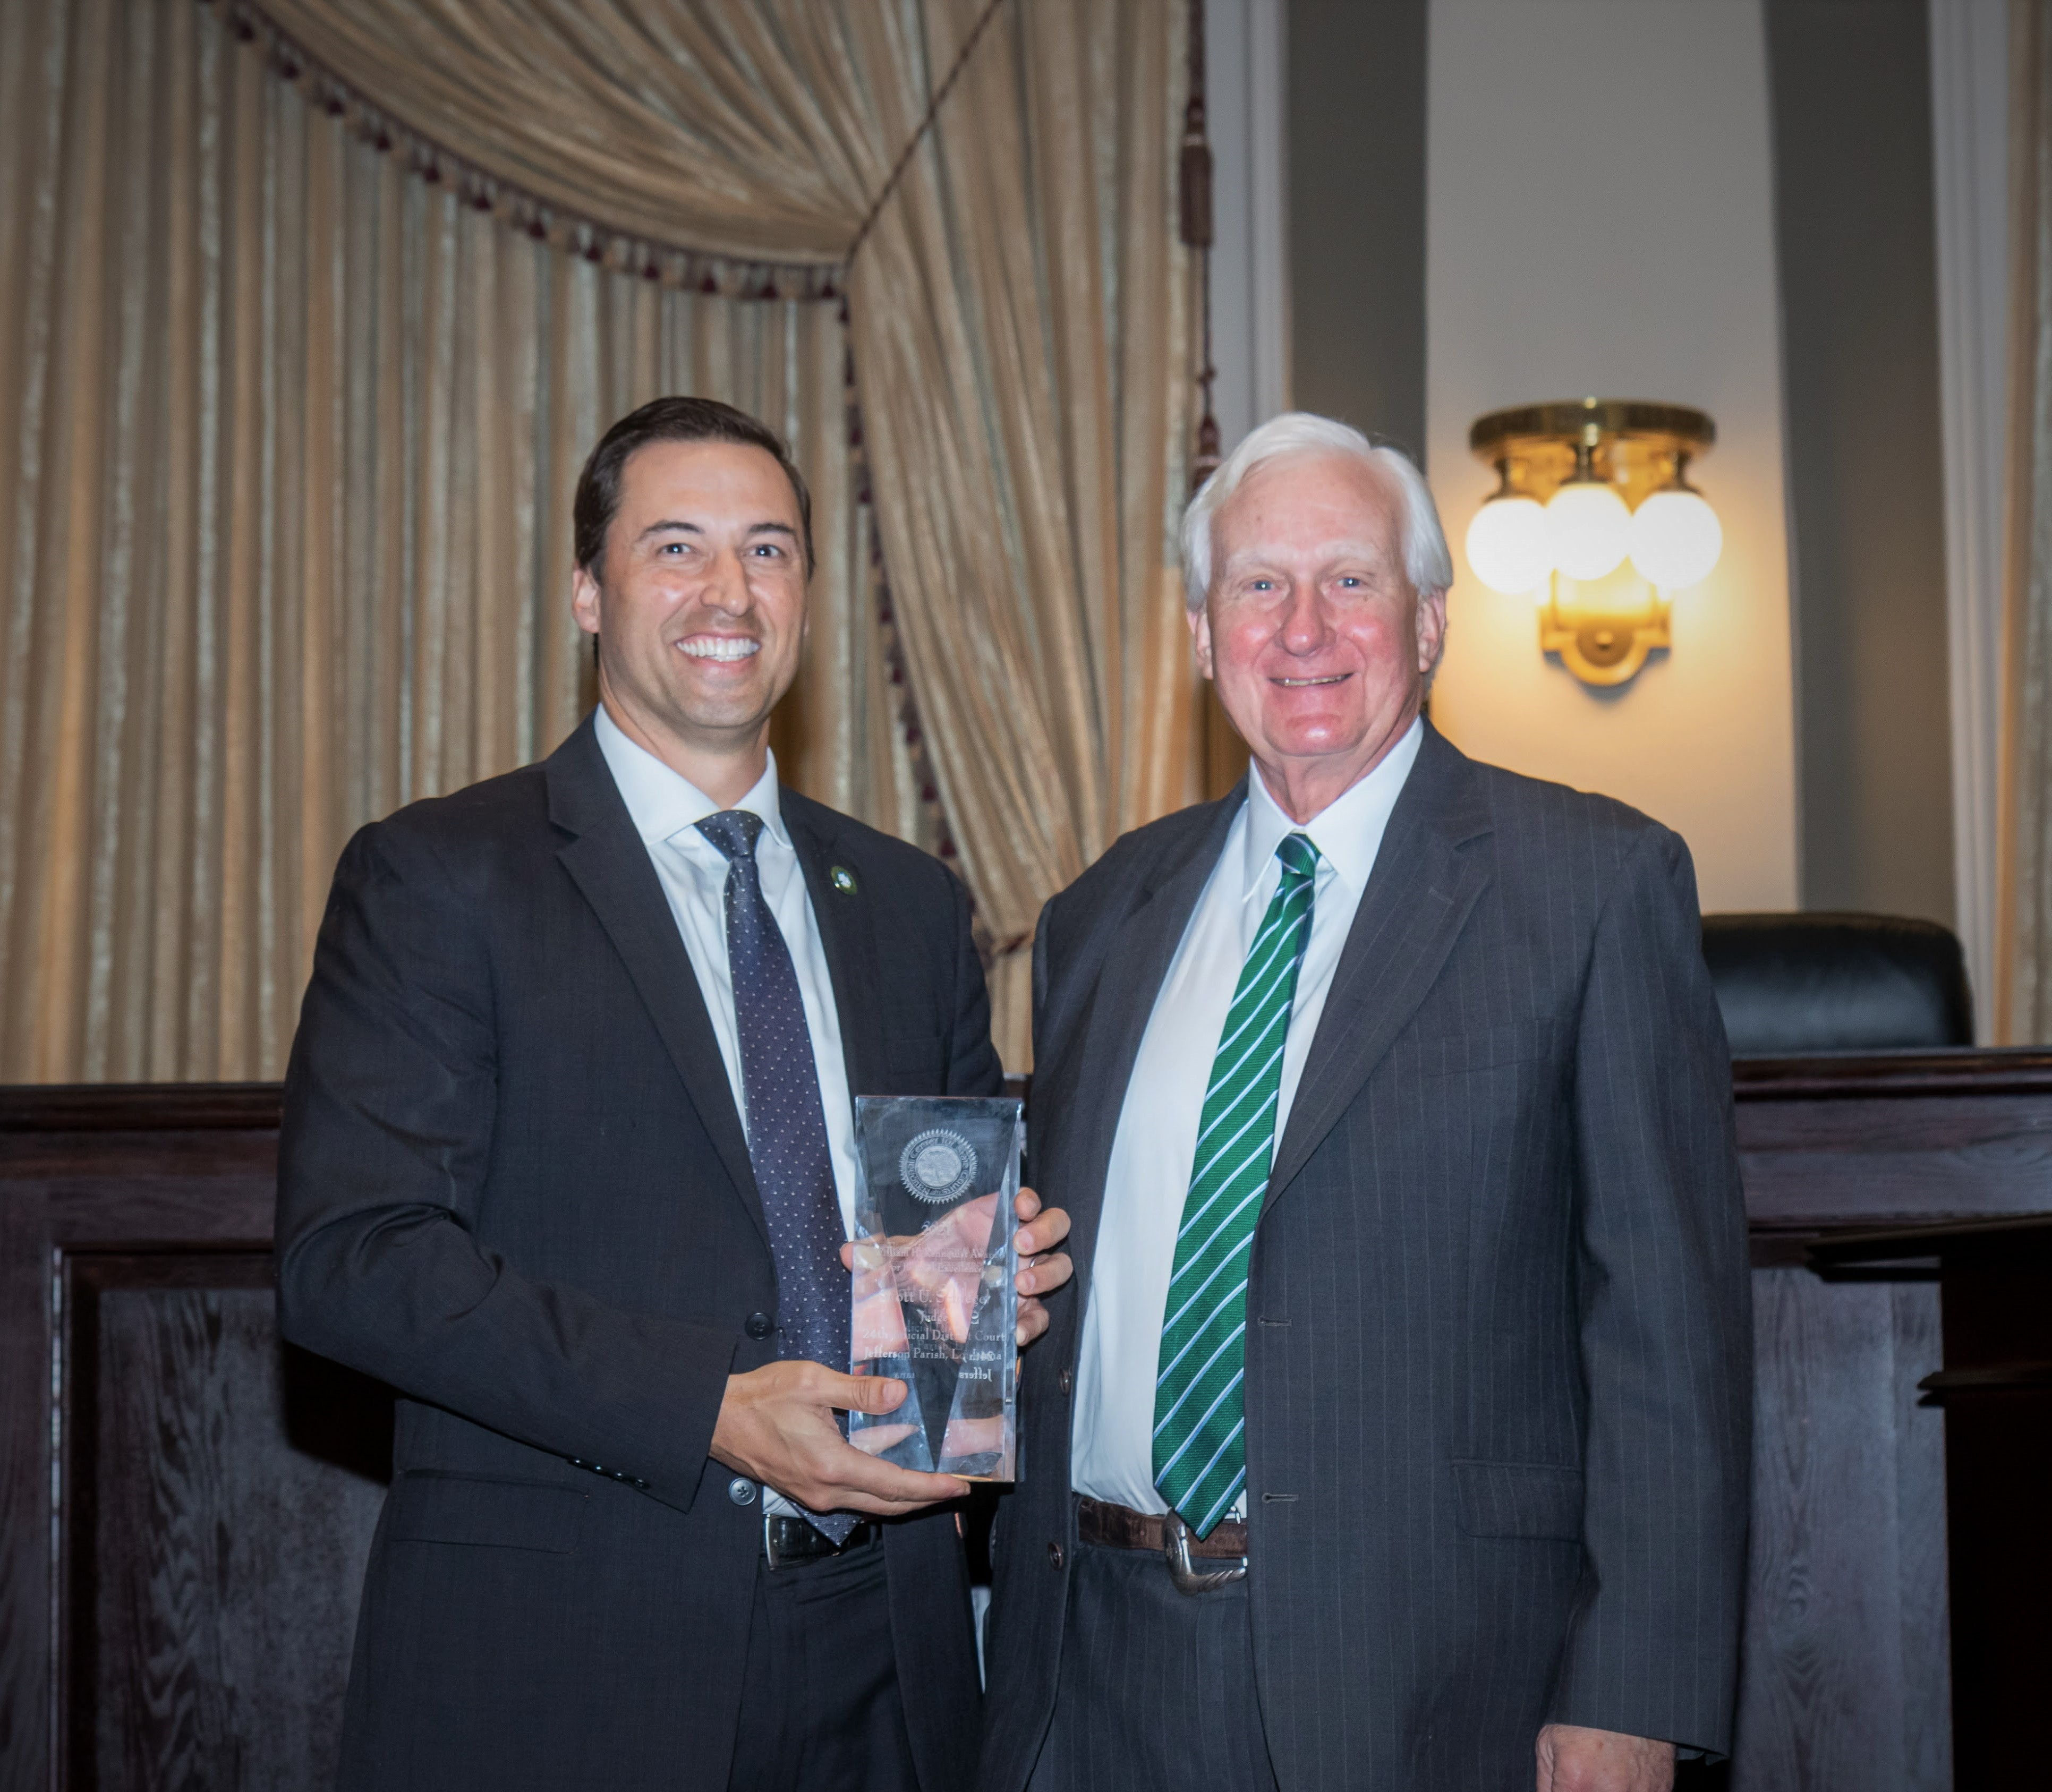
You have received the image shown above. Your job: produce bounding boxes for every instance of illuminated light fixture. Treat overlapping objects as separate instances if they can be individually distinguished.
[1467,399,1720,686]
[1545,444,1633,581]
[1628,482,1724,591]
[1463,473,1550,594]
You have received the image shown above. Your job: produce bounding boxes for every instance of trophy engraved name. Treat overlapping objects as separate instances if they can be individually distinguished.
[849,1095,1022,1480]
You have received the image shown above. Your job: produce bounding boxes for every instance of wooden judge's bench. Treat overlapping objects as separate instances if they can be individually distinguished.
[4,1054,2049,1791]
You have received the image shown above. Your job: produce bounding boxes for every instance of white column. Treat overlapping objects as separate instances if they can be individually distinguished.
[1205,0,1290,453]
[1930,0,2009,1040]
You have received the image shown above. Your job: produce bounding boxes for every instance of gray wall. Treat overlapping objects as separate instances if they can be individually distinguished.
[1287,0,1429,460]
[1767,0,1957,925]
[1284,0,1959,929]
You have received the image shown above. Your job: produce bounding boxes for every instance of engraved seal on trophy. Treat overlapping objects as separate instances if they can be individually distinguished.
[900,1129,977,1205]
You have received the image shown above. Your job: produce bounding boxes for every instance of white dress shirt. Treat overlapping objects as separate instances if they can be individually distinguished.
[595,709,864,1521]
[593,708,861,1235]
[1070,717,1424,1514]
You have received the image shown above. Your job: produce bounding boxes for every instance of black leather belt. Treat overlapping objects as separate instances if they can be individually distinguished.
[1077,1496,1248,1594]
[763,1513,882,1571]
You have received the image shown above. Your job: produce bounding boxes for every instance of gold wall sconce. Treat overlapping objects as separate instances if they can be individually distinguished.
[1465,398,1722,686]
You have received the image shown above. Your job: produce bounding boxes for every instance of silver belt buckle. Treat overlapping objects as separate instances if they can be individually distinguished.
[1163,1512,1247,1595]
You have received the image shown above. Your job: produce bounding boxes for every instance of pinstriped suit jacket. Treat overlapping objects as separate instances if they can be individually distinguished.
[276,716,997,1790]
[980,722,1751,1791]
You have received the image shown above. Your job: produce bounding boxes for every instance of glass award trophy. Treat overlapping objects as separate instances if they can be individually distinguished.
[849,1095,1023,1480]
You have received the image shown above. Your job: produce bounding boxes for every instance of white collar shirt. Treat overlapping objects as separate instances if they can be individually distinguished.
[1070,717,1425,1515]
[592,704,861,1236]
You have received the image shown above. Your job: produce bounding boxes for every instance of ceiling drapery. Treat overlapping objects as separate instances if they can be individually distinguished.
[251,0,887,262]
[1,0,1195,1076]
[253,0,1203,1065]
[0,0,918,1081]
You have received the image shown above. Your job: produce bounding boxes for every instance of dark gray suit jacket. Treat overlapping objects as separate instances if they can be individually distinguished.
[980,723,1751,1790]
[277,714,1001,1791]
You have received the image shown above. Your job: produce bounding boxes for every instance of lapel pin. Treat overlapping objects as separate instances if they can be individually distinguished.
[830,865,858,895]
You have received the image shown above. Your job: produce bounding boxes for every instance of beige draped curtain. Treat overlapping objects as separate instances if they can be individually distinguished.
[2,0,1197,1077]
[0,0,913,1080]
[2000,0,2052,1039]
[232,0,1202,1063]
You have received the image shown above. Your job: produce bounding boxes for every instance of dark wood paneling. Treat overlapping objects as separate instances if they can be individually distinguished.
[1,1087,385,1792]
[1816,1219,2052,1788]
[1734,1051,2052,1097]
[1737,1053,2052,1271]
[62,1255,387,1790]
[1734,1272,1951,1790]
[10,1061,2050,1789]
[0,1086,283,1133]
[1722,1053,2052,1790]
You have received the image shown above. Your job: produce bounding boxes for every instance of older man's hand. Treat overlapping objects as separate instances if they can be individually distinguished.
[1536,1725,1675,1792]
[1008,1185,1073,1344]
[839,1187,1073,1349]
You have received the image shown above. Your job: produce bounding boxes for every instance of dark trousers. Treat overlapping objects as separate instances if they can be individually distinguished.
[1026,1539,1280,1792]
[727,1538,918,1792]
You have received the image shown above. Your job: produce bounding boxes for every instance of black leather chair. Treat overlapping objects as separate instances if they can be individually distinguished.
[1700,912,1973,1055]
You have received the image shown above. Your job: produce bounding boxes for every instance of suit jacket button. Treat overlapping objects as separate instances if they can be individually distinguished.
[1058,1369,1072,1395]
[745,1311,774,1339]
[729,1477,759,1507]
[633,1478,650,1491]
[1048,1541,1065,1569]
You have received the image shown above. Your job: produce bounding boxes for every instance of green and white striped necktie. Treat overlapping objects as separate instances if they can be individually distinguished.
[1153,831,1320,1538]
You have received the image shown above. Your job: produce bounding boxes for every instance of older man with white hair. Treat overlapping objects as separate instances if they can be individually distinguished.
[978,415,1751,1792]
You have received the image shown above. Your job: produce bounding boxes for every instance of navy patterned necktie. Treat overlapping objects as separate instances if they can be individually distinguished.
[696,808,854,1542]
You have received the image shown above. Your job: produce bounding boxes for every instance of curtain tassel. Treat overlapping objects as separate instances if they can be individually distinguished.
[1182,0,1221,492]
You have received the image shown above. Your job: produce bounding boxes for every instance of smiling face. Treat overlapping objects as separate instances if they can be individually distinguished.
[1191,448,1447,819]
[571,438,808,790]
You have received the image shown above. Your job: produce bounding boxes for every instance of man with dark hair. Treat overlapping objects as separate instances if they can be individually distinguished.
[571,396,819,579]
[277,396,1071,1790]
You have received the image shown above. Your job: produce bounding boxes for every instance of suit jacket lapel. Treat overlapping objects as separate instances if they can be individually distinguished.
[1058,787,1245,1321]
[782,796,887,1100]
[544,718,772,1255]
[1264,726,1495,1210]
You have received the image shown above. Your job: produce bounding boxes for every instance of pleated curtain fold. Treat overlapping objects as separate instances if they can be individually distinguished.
[0,0,915,1080]
[1,0,1197,1078]
[257,0,1204,1062]
[845,0,1202,1042]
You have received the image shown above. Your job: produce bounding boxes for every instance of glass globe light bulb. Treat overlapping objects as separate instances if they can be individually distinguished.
[1628,488,1723,590]
[1544,480,1633,582]
[1463,494,1552,594]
